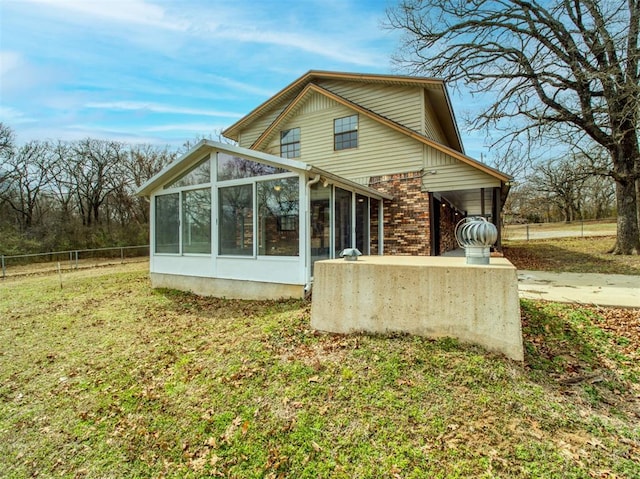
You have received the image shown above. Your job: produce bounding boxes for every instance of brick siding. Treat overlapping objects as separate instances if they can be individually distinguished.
[369,171,431,255]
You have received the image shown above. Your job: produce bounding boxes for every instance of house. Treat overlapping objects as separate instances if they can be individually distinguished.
[137,71,512,299]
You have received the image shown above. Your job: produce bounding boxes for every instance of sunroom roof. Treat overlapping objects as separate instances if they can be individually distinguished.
[136,140,393,201]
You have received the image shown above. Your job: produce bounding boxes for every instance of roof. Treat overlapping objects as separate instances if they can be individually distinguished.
[223,70,463,151]
[136,140,393,200]
[222,70,511,183]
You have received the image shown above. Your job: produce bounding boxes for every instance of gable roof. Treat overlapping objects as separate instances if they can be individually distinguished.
[223,70,464,152]
[223,70,511,183]
[249,82,512,183]
[136,140,393,200]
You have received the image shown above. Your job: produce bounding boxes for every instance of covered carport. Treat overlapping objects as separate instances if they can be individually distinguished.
[429,183,511,256]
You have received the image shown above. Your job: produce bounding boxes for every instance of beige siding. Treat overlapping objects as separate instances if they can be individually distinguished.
[318,80,423,132]
[422,145,500,192]
[444,189,496,216]
[424,91,447,144]
[238,105,287,148]
[262,92,423,179]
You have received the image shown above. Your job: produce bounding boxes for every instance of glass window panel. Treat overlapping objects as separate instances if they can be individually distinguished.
[165,156,210,189]
[280,128,300,143]
[334,187,352,257]
[155,193,179,253]
[219,184,253,255]
[335,131,358,150]
[356,194,369,254]
[217,152,285,181]
[310,182,331,274]
[182,188,211,254]
[334,115,358,150]
[258,177,299,256]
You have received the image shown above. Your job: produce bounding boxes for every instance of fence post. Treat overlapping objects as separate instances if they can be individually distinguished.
[121,247,124,264]
[69,251,73,271]
[581,220,584,238]
[1,255,5,279]
[526,225,530,241]
[75,250,79,270]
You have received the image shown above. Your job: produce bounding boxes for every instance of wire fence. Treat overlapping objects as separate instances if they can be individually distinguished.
[1,245,149,279]
[502,219,617,241]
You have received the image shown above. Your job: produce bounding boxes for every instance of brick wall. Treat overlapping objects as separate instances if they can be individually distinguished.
[438,201,459,254]
[370,198,380,255]
[369,171,431,255]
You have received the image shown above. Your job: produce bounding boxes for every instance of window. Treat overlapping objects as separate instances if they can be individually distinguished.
[280,128,300,158]
[217,152,285,181]
[334,187,352,257]
[182,188,211,254]
[334,115,358,150]
[155,194,179,253]
[258,177,299,256]
[355,194,369,254]
[155,189,212,255]
[165,156,210,189]
[219,184,253,255]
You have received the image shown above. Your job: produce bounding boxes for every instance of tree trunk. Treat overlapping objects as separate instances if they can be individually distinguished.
[611,177,640,254]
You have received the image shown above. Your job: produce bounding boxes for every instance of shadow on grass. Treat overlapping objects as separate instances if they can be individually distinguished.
[152,287,307,320]
[520,299,638,416]
[503,238,639,275]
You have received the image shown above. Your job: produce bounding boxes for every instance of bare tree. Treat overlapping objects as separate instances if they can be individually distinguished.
[180,129,236,155]
[116,144,176,228]
[0,124,16,202]
[67,139,126,227]
[0,123,14,158]
[387,0,640,254]
[529,156,588,222]
[0,141,53,231]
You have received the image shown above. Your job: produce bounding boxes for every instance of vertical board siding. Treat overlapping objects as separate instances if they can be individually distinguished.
[238,105,288,148]
[424,91,447,144]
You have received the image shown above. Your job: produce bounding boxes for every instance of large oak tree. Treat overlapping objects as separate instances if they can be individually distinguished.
[387,0,639,254]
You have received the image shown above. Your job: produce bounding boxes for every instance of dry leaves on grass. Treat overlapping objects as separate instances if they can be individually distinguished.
[592,306,640,360]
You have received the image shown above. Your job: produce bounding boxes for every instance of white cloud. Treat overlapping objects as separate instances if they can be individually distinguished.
[143,123,227,133]
[0,106,35,125]
[203,74,275,98]
[0,51,23,77]
[207,24,382,67]
[18,0,188,30]
[84,101,243,118]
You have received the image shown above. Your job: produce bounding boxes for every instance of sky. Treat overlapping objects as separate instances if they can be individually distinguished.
[0,0,488,157]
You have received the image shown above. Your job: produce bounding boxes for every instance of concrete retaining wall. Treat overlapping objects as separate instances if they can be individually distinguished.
[311,256,523,360]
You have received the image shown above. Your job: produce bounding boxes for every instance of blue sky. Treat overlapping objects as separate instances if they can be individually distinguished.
[0,0,488,157]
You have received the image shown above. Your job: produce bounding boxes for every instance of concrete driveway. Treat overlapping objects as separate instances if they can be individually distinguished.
[517,270,640,308]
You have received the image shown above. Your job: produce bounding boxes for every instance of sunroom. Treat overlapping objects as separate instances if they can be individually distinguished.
[137,140,391,299]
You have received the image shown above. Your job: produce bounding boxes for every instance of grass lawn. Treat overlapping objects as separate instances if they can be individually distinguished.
[503,236,640,275]
[1,265,639,478]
